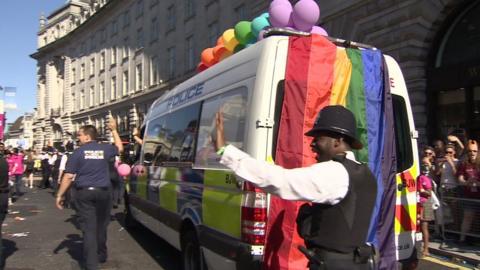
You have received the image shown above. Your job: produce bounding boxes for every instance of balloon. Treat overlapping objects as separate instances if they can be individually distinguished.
[252,16,271,37]
[260,12,270,19]
[311,26,328,36]
[132,165,146,176]
[268,1,293,27]
[234,21,255,45]
[233,44,245,53]
[219,50,233,61]
[201,48,215,66]
[222,29,239,51]
[216,36,224,46]
[197,62,208,72]
[270,0,291,8]
[117,163,131,177]
[292,0,320,31]
[213,45,228,61]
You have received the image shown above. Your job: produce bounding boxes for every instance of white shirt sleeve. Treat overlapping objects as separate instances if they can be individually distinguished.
[220,145,349,205]
[59,155,68,171]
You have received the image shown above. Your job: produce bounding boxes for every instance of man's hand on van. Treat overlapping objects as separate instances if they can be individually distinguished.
[215,110,226,150]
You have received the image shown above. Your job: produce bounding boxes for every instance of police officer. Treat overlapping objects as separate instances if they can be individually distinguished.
[56,117,123,270]
[0,142,9,269]
[215,105,377,270]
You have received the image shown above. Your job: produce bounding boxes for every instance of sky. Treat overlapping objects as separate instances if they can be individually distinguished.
[0,0,66,124]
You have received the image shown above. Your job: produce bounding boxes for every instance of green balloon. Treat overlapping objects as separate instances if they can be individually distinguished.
[234,21,255,45]
[233,44,246,53]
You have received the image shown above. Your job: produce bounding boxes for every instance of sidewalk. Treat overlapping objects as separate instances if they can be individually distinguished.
[429,238,480,268]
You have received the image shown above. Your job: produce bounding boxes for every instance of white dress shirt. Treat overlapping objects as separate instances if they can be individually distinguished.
[220,145,356,205]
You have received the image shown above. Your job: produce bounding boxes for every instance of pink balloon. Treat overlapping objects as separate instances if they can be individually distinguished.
[117,163,131,177]
[132,164,146,176]
[292,0,320,31]
[311,26,328,36]
[268,1,293,28]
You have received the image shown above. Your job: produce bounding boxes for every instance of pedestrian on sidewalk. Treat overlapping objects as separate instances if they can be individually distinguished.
[418,158,434,256]
[8,148,24,198]
[56,117,123,270]
[24,151,35,189]
[0,142,10,269]
[40,149,51,189]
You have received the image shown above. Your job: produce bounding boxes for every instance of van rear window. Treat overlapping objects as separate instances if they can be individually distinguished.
[392,94,413,172]
[194,87,248,169]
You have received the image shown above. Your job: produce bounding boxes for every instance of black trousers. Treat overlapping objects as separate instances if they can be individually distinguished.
[75,188,111,270]
[0,192,8,269]
[308,249,374,270]
[41,168,51,188]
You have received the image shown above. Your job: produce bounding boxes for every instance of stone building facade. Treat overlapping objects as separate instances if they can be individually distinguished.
[32,0,480,150]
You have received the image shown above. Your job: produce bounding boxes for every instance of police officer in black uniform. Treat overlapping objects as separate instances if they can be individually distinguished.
[0,142,9,270]
[56,118,123,270]
[215,105,377,270]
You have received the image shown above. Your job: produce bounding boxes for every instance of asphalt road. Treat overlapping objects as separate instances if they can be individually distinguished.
[0,185,465,270]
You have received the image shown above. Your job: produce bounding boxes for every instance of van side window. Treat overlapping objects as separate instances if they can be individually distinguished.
[392,94,413,172]
[143,103,201,165]
[194,87,248,169]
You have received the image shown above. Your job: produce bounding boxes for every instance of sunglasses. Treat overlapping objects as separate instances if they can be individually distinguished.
[424,151,434,156]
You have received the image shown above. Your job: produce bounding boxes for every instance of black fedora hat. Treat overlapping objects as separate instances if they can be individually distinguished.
[305,105,363,149]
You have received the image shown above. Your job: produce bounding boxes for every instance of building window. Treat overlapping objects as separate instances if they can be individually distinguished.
[80,90,85,110]
[80,63,85,80]
[99,81,105,104]
[123,10,130,28]
[111,19,118,36]
[136,0,144,18]
[186,35,195,71]
[185,0,195,19]
[90,58,95,76]
[235,4,247,21]
[100,52,105,71]
[168,47,176,79]
[136,63,143,91]
[111,47,117,65]
[89,86,95,107]
[208,21,219,46]
[150,17,159,42]
[137,28,144,48]
[150,56,159,85]
[167,5,176,31]
[71,67,76,84]
[111,76,117,100]
[123,70,129,96]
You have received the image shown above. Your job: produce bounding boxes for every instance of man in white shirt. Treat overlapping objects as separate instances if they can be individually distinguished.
[215,105,377,270]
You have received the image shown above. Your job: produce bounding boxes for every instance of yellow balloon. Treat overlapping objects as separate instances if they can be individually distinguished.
[222,29,239,52]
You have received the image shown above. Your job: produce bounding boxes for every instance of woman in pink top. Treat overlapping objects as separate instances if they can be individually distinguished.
[8,148,24,197]
[418,157,434,256]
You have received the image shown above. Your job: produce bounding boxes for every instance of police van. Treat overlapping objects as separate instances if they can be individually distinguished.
[126,29,419,270]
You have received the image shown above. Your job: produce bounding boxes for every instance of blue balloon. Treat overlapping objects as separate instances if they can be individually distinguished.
[252,16,271,37]
[260,12,270,19]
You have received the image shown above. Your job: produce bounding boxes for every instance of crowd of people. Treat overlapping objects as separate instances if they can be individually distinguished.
[418,134,480,256]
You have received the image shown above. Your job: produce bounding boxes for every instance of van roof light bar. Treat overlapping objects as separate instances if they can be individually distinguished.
[263,27,377,50]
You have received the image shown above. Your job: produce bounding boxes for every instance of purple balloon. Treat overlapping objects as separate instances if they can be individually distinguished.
[268,1,293,28]
[292,0,320,31]
[311,26,328,36]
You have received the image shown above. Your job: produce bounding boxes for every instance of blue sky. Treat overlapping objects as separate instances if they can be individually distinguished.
[0,0,65,124]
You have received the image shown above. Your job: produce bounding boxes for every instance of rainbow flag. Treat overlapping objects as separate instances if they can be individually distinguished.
[264,34,397,269]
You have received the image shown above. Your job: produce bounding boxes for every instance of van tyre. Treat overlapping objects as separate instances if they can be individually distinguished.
[181,230,207,270]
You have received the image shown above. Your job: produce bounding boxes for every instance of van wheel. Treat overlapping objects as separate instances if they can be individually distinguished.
[181,230,207,270]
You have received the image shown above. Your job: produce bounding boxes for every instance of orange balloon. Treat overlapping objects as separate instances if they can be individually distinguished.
[201,48,215,67]
[219,50,233,61]
[213,45,228,61]
[197,62,208,72]
[216,36,224,46]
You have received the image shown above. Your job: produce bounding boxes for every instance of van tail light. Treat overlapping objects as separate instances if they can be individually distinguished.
[241,182,268,245]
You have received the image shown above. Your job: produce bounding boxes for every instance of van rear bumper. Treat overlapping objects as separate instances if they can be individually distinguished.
[198,225,263,270]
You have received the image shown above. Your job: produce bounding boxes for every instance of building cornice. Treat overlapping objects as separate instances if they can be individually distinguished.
[31,0,121,60]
